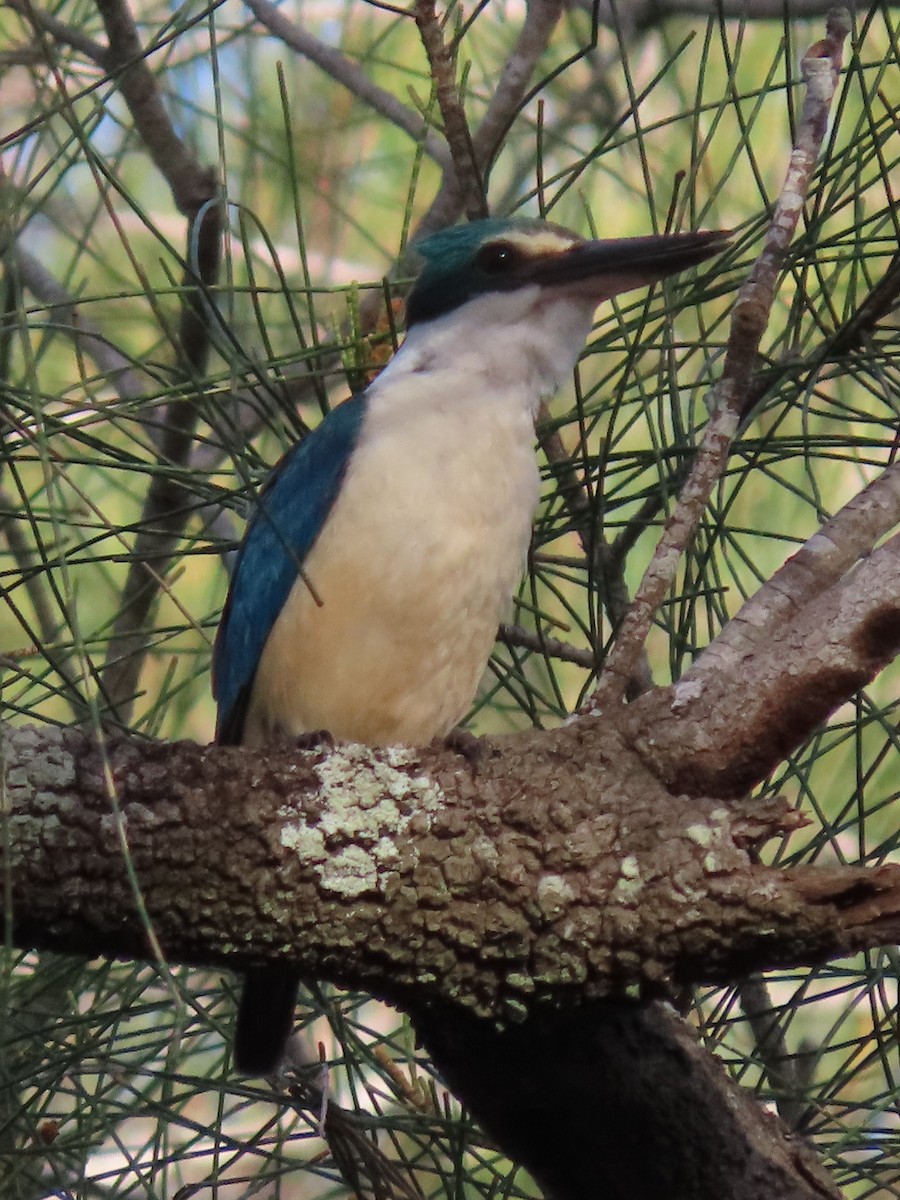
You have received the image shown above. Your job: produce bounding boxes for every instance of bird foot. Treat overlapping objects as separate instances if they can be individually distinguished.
[442,726,488,770]
[294,729,335,753]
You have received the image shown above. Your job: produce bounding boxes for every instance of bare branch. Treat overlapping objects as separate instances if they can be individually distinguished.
[241,0,562,236]
[6,0,106,63]
[8,244,149,404]
[591,9,851,710]
[413,1,487,220]
[94,0,218,217]
[497,621,596,669]
[412,0,566,236]
[90,0,222,721]
[737,975,811,1129]
[471,0,565,172]
[244,0,451,171]
[100,197,222,717]
[626,530,900,796]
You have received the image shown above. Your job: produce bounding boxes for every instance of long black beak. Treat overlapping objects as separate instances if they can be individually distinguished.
[528,229,730,301]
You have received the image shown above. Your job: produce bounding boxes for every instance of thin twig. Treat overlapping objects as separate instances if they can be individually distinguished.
[471,0,565,173]
[498,622,596,670]
[8,245,149,405]
[244,0,451,172]
[412,1,565,236]
[589,8,851,712]
[90,0,221,722]
[413,1,487,221]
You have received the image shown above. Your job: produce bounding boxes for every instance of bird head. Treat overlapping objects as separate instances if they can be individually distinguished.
[404,217,729,329]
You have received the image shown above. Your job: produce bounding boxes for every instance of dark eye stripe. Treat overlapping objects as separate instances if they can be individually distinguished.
[476,241,521,272]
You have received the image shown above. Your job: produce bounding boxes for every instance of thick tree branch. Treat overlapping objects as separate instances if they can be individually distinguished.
[6,409,899,1199]
[3,721,899,1016]
[627,529,900,796]
[416,999,844,1200]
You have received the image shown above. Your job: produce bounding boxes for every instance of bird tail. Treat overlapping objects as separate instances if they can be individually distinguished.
[234,965,301,1075]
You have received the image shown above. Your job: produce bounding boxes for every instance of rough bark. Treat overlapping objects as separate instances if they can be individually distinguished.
[623,532,900,796]
[3,467,898,1199]
[3,720,899,1015]
[415,1000,844,1200]
[6,709,892,1200]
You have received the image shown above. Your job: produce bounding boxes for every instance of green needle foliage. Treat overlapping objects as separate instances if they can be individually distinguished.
[0,2,898,1197]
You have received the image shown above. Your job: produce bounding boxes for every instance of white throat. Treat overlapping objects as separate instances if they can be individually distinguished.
[372,285,597,420]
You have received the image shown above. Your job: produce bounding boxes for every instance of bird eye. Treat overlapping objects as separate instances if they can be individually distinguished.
[476,241,520,272]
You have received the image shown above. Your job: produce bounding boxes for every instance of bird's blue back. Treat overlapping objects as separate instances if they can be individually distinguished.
[212,393,368,743]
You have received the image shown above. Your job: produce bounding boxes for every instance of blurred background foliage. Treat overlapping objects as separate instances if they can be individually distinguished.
[0,0,898,1196]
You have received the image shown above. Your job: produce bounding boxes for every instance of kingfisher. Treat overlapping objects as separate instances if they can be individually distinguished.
[213,216,728,1073]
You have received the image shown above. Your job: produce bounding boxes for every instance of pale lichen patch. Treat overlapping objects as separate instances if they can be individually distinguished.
[612,855,643,902]
[278,743,445,898]
[687,809,733,854]
[372,835,401,864]
[320,845,379,897]
[536,873,575,919]
[281,823,327,861]
[685,823,714,848]
[671,679,704,712]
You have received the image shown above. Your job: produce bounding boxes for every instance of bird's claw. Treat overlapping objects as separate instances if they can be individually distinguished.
[294,729,335,753]
[443,726,488,771]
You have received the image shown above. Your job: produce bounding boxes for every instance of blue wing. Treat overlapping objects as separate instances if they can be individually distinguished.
[212,394,368,743]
